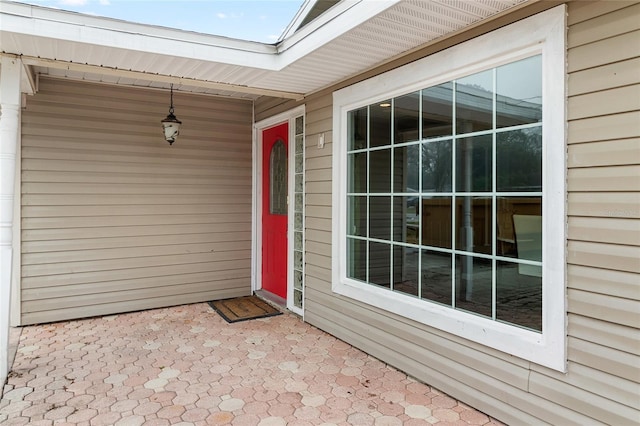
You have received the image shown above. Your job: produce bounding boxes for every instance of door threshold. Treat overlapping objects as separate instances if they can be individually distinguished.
[254,290,286,310]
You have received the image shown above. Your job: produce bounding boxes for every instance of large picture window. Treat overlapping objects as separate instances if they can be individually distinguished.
[332,6,566,371]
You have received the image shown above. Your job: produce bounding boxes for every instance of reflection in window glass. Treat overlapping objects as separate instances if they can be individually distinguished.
[370,149,392,193]
[394,92,420,143]
[370,101,392,148]
[496,197,542,258]
[421,250,452,306]
[423,83,453,139]
[347,238,367,282]
[455,197,492,255]
[497,55,542,128]
[393,196,419,244]
[422,197,452,249]
[497,260,542,331]
[497,127,542,192]
[347,196,367,237]
[394,144,420,193]
[456,135,492,192]
[348,107,368,150]
[393,246,419,296]
[369,196,391,241]
[369,241,391,288]
[456,70,493,134]
[422,140,452,192]
[348,152,367,193]
[269,140,287,215]
[455,254,492,318]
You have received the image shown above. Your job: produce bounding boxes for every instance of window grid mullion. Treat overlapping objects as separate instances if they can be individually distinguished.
[491,68,498,321]
[451,80,457,308]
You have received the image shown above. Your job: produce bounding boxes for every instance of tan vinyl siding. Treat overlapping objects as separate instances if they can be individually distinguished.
[254,1,640,424]
[20,78,253,325]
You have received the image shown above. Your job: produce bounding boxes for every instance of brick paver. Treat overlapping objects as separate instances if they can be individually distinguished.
[1,303,505,425]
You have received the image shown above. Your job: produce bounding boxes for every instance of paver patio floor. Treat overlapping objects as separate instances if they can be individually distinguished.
[0,302,504,425]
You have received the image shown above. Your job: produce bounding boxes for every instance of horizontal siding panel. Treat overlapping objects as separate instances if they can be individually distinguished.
[569,288,640,329]
[567,85,640,121]
[568,138,640,168]
[568,240,640,273]
[568,0,636,25]
[20,78,253,324]
[568,216,640,246]
[568,264,639,301]
[568,192,640,218]
[306,117,332,136]
[305,193,331,207]
[305,264,331,283]
[23,213,252,230]
[305,181,331,195]
[304,205,331,220]
[23,134,251,155]
[23,250,250,277]
[23,269,250,300]
[569,314,640,356]
[23,194,250,206]
[23,203,250,217]
[22,158,252,177]
[23,278,248,313]
[22,259,250,289]
[306,228,331,245]
[23,223,250,241]
[568,165,640,192]
[305,240,331,258]
[305,217,331,232]
[567,30,640,73]
[305,142,332,159]
[306,169,333,183]
[23,240,250,265]
[568,111,640,144]
[305,252,331,271]
[22,170,251,186]
[568,58,640,96]
[21,289,248,325]
[22,182,252,196]
[306,155,332,171]
[568,2,640,47]
[528,370,639,424]
[22,146,251,168]
[568,336,640,381]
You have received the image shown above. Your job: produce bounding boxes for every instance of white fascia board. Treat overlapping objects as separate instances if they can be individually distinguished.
[0,1,279,70]
[275,0,402,66]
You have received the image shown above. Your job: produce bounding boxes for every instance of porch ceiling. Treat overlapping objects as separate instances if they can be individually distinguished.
[0,0,531,100]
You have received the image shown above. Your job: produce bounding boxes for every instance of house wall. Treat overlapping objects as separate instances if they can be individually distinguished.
[256,1,640,423]
[19,78,253,325]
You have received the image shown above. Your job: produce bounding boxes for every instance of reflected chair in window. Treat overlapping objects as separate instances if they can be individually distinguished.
[513,214,542,278]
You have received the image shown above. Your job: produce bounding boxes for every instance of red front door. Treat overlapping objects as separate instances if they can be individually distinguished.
[262,123,288,299]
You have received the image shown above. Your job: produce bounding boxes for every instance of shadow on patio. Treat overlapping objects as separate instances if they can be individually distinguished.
[0,302,503,425]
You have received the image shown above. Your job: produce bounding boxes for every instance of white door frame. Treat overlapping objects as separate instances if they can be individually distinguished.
[252,105,305,315]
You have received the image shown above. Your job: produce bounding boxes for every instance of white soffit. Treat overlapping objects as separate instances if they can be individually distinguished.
[0,0,531,98]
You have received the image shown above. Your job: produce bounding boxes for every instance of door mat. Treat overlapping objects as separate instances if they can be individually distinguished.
[208,295,282,323]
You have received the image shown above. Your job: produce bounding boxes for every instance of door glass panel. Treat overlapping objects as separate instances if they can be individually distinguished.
[270,139,287,215]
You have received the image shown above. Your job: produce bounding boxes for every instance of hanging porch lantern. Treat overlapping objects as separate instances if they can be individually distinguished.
[161,83,182,145]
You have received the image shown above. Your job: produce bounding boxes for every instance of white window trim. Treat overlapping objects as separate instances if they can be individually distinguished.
[331,6,567,371]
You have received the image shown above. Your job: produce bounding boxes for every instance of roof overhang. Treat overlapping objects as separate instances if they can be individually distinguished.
[0,0,535,100]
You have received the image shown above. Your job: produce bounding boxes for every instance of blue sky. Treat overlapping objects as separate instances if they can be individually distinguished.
[18,0,305,42]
